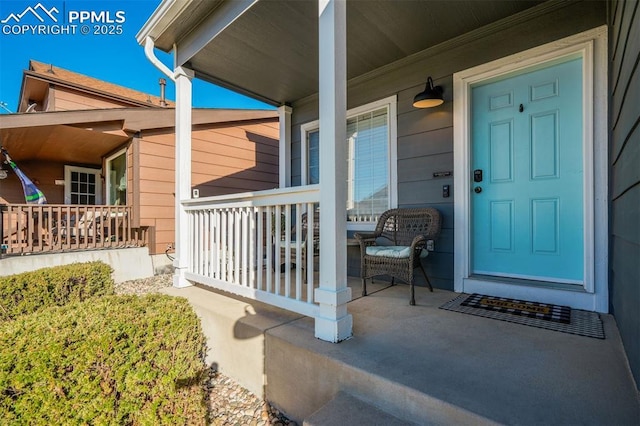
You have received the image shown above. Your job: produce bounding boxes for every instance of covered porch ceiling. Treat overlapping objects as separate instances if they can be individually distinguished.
[142,0,547,106]
[0,124,128,165]
[0,111,131,165]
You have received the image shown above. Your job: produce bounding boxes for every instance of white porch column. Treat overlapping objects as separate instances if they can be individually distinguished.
[314,0,352,342]
[173,66,195,288]
[278,105,292,188]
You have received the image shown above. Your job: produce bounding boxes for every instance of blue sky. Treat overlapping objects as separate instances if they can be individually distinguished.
[0,0,272,113]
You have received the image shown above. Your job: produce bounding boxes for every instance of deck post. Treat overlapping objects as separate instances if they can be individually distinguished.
[314,0,352,342]
[278,105,292,188]
[173,66,194,288]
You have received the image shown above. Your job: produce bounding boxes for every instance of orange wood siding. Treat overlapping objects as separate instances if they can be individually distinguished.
[136,119,279,254]
[52,87,133,111]
[0,161,65,204]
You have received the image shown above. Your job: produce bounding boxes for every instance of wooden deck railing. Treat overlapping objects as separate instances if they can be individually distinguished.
[1,204,148,255]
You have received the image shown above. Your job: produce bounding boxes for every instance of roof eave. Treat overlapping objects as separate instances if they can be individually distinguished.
[135,0,198,50]
[21,71,169,109]
[0,108,277,134]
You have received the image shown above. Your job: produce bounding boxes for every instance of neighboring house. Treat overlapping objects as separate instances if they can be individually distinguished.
[136,0,639,390]
[0,61,279,270]
[17,59,174,112]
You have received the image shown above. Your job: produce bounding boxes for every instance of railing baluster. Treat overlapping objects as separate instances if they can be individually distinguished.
[232,209,237,283]
[192,211,198,274]
[191,210,196,273]
[307,202,315,303]
[186,211,191,272]
[221,210,228,281]
[100,206,105,249]
[241,208,248,287]
[249,207,256,289]
[125,206,131,246]
[256,207,263,291]
[202,210,207,275]
[197,210,202,275]
[25,205,33,253]
[284,204,291,298]
[207,209,212,278]
[295,204,302,300]
[198,210,204,275]
[215,209,221,279]
[229,209,233,282]
[104,206,109,248]
[275,205,282,295]
[193,210,198,273]
[266,206,272,293]
[84,206,90,250]
[43,206,50,252]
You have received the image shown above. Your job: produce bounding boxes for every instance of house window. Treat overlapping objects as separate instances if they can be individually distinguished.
[64,166,101,205]
[106,149,127,205]
[301,95,398,229]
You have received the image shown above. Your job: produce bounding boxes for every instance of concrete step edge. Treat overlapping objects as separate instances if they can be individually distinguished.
[266,328,499,426]
[303,391,415,426]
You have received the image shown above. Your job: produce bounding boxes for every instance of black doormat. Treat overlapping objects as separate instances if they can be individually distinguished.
[461,293,571,323]
[440,293,605,339]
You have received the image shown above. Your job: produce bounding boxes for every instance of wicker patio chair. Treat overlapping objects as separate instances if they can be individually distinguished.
[354,207,442,305]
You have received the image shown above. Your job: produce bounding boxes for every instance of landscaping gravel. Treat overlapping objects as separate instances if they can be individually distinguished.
[115,274,296,425]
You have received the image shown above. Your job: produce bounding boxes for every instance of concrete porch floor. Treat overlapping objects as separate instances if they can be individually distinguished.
[163,278,640,425]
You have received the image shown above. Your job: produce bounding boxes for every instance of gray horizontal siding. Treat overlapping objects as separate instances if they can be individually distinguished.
[288,0,606,291]
[609,0,640,390]
[611,126,640,200]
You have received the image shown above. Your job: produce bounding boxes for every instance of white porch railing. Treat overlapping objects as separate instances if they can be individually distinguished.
[182,185,321,318]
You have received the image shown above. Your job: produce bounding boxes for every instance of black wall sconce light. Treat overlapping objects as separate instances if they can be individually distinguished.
[413,76,444,108]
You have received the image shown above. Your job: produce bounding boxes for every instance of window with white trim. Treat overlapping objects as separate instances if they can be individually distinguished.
[301,95,397,230]
[105,148,127,205]
[64,165,102,205]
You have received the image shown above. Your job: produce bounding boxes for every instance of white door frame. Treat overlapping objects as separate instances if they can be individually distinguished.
[453,26,608,312]
[105,148,127,205]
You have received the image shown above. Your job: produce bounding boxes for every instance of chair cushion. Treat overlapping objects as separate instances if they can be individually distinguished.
[365,245,429,259]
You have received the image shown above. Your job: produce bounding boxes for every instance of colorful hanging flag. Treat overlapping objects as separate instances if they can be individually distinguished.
[1,147,47,204]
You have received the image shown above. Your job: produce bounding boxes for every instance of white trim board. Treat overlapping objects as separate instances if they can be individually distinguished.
[105,148,127,205]
[453,26,608,313]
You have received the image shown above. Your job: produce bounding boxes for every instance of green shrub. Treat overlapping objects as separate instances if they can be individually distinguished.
[0,261,114,321]
[0,294,207,425]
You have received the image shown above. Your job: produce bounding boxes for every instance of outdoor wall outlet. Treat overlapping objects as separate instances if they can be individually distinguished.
[442,185,450,198]
[192,189,199,198]
[426,240,435,251]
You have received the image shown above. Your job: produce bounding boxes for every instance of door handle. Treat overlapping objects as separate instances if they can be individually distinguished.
[474,186,482,194]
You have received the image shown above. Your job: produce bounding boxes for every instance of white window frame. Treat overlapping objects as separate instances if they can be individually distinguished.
[105,148,127,205]
[301,95,398,231]
[64,165,102,205]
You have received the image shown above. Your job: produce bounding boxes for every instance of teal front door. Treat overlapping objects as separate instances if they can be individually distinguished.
[471,58,584,284]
